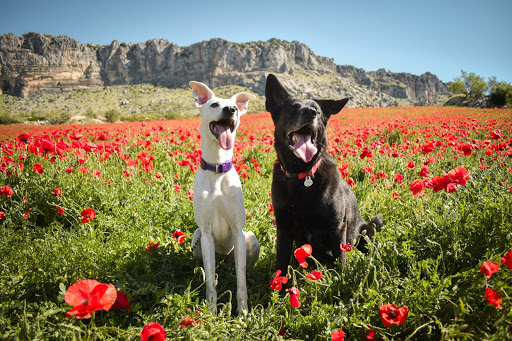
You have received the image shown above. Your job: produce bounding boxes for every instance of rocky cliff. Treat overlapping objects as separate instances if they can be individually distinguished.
[0,32,450,107]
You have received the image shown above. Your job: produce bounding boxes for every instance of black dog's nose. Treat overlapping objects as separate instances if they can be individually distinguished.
[301,107,318,117]
[222,106,237,115]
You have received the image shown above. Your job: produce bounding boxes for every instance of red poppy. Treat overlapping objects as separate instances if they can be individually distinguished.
[445,183,458,193]
[0,211,5,220]
[379,304,409,327]
[346,177,356,188]
[65,167,74,173]
[186,190,194,200]
[0,186,14,197]
[18,133,32,143]
[270,270,288,290]
[79,166,89,174]
[146,241,160,252]
[81,208,96,223]
[53,188,62,197]
[480,261,500,279]
[393,174,403,184]
[406,161,415,169]
[179,316,198,327]
[419,165,429,177]
[448,165,470,186]
[174,185,182,193]
[294,244,313,268]
[409,179,425,197]
[24,210,33,219]
[172,230,186,244]
[56,206,65,215]
[364,330,379,340]
[305,270,323,280]
[141,322,166,341]
[485,287,502,309]
[501,250,512,270]
[331,330,345,341]
[155,172,163,179]
[340,243,354,252]
[33,163,44,174]
[65,279,117,319]
[392,192,400,199]
[112,290,130,310]
[286,286,301,308]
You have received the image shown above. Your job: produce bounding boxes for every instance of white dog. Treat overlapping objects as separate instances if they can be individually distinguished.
[190,81,260,315]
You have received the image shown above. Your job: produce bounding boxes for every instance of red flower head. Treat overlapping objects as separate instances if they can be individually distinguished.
[286,286,301,308]
[331,330,345,341]
[393,174,403,184]
[270,270,288,290]
[81,208,96,223]
[65,279,117,319]
[33,163,44,174]
[501,250,512,270]
[340,243,354,253]
[448,166,470,186]
[53,188,62,197]
[485,287,502,309]
[179,316,198,327]
[0,185,14,197]
[0,211,5,220]
[56,206,65,215]
[409,179,425,197]
[419,165,429,178]
[146,241,160,252]
[480,260,500,279]
[112,290,130,310]
[141,322,166,341]
[65,167,74,173]
[172,230,186,244]
[379,304,409,327]
[305,270,323,280]
[406,161,415,169]
[18,133,32,143]
[294,244,313,268]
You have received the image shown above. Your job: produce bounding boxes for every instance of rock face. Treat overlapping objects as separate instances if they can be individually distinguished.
[0,33,450,106]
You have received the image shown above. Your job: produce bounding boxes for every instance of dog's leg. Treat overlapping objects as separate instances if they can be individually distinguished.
[233,229,248,314]
[244,231,260,266]
[200,229,217,315]
[192,228,202,261]
[275,227,293,273]
[339,222,348,267]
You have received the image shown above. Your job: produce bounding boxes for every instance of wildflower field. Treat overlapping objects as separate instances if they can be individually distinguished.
[0,105,511,340]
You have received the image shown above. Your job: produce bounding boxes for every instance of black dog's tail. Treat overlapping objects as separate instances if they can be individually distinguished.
[356,214,383,253]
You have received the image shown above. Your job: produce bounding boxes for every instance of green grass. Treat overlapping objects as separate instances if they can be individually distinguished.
[0,107,511,340]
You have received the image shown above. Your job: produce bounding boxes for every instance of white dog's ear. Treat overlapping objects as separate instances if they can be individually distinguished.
[232,92,256,115]
[190,81,214,107]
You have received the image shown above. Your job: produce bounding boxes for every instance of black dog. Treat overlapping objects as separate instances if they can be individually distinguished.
[265,74,383,272]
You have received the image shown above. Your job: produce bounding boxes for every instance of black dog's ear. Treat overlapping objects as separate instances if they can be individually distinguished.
[314,98,349,118]
[265,74,291,115]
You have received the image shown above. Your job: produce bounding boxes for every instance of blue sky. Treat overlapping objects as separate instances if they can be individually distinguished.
[2,0,511,84]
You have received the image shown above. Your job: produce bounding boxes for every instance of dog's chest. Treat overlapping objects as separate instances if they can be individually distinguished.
[193,170,245,227]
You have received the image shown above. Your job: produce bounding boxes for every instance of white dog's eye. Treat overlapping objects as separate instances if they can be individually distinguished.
[210,102,219,108]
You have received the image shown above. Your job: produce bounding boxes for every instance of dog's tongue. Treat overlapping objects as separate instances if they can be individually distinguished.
[216,123,234,150]
[294,132,317,163]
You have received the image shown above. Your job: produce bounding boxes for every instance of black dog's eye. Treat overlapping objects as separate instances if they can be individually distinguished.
[292,103,301,111]
[210,102,219,108]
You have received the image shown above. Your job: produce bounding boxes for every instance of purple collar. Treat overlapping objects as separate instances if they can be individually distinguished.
[200,158,233,174]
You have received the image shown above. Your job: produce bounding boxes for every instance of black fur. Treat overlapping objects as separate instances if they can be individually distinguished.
[265,74,383,272]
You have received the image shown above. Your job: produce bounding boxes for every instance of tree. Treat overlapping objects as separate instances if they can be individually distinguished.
[450,70,488,98]
[461,70,488,98]
[488,76,512,107]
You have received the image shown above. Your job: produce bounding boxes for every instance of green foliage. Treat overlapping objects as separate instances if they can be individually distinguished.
[104,109,120,122]
[453,70,488,98]
[488,77,512,107]
[0,109,22,124]
[447,80,467,96]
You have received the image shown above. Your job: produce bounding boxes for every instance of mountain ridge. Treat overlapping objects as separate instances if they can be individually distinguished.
[0,32,450,107]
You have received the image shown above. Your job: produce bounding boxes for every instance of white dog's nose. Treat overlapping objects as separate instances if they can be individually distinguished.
[223,106,237,115]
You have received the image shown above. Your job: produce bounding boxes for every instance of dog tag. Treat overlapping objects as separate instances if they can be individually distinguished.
[304,176,313,187]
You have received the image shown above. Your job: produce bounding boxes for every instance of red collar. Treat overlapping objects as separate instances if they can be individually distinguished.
[274,159,322,179]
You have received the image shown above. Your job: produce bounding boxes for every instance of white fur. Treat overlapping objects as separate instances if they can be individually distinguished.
[189,81,260,315]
